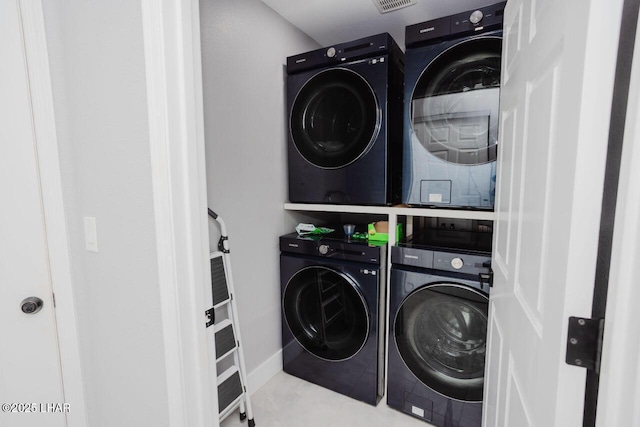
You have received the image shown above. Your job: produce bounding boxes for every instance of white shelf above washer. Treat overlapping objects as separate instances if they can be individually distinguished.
[283,203,496,221]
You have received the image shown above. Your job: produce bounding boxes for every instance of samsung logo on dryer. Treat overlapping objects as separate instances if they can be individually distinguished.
[419,27,435,34]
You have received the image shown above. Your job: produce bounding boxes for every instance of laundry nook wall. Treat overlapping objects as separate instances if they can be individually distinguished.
[199,0,319,391]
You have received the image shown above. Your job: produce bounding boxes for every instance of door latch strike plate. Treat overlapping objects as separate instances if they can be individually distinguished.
[565,316,605,373]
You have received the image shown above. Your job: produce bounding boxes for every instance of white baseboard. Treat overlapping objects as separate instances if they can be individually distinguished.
[247,349,282,395]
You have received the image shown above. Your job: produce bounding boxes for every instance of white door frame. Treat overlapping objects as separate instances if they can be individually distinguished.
[140,1,218,427]
[138,1,640,426]
[21,1,217,426]
[595,6,640,425]
[139,2,640,427]
[17,1,87,425]
[101,1,640,427]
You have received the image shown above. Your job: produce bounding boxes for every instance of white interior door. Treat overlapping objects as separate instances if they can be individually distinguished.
[483,0,624,426]
[0,1,67,426]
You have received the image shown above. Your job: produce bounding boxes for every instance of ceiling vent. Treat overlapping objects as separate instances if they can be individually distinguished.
[372,0,417,14]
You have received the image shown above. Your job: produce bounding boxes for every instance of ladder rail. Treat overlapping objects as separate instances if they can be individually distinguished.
[220,247,254,421]
[208,208,255,425]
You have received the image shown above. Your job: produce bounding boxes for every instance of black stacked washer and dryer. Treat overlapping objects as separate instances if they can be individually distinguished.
[280,231,386,405]
[286,33,404,205]
[387,227,492,426]
[402,2,506,209]
[281,4,504,422]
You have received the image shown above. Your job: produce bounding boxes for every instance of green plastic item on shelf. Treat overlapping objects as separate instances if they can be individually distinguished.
[368,222,403,244]
[350,232,369,241]
[295,223,335,236]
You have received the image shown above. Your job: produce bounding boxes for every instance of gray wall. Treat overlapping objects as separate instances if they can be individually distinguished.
[200,0,319,383]
[43,1,170,426]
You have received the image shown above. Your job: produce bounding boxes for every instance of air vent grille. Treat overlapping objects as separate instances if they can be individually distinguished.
[373,0,416,14]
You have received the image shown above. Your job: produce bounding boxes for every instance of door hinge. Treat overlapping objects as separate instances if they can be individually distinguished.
[565,316,605,373]
[205,307,215,328]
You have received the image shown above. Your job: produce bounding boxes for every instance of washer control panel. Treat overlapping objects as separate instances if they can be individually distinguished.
[392,245,490,275]
[433,251,489,275]
[279,232,383,264]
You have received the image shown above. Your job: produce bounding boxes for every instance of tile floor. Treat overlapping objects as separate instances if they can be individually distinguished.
[221,371,434,427]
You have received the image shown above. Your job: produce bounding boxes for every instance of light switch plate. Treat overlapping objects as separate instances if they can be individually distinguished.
[83,217,98,252]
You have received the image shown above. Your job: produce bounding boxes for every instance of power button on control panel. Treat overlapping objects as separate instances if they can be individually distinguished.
[470,10,484,24]
[451,257,464,270]
[319,244,330,255]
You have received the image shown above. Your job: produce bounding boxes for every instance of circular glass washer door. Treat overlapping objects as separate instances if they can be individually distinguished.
[411,37,502,165]
[394,283,488,401]
[283,266,369,361]
[290,68,380,169]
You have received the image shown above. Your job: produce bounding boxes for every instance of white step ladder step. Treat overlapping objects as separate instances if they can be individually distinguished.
[210,253,230,306]
[217,366,243,416]
[214,319,237,362]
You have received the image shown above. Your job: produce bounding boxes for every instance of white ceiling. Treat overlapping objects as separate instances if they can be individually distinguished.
[260,0,502,49]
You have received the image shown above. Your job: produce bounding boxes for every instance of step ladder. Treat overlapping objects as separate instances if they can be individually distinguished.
[207,208,255,427]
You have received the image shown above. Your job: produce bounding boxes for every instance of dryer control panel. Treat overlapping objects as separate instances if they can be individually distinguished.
[286,32,402,74]
[405,1,506,46]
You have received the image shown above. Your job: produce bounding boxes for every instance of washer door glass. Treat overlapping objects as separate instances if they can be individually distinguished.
[291,68,380,169]
[411,37,502,165]
[394,284,488,401]
[283,266,369,361]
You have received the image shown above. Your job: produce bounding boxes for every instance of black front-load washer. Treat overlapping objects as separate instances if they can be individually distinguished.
[286,33,404,205]
[387,235,492,426]
[280,231,386,405]
[402,2,506,209]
